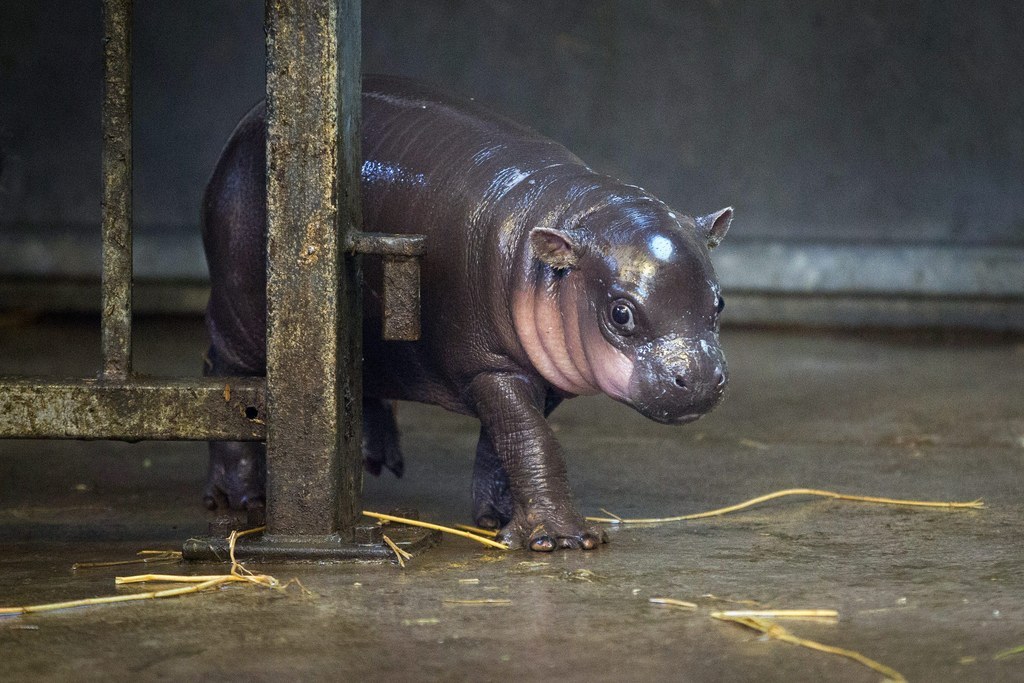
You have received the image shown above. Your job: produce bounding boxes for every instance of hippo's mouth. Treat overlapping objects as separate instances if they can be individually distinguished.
[617,395,707,425]
[645,411,704,426]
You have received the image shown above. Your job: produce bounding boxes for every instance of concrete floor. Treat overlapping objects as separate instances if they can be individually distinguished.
[0,314,1022,681]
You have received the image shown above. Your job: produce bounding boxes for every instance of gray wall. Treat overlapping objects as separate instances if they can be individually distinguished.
[1,1,1022,325]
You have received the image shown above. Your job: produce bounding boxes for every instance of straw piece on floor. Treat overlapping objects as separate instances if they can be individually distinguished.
[712,612,906,682]
[587,488,984,524]
[363,511,509,550]
[0,525,305,617]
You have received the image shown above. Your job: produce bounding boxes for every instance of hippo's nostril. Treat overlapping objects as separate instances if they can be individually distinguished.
[674,375,687,389]
[714,367,726,387]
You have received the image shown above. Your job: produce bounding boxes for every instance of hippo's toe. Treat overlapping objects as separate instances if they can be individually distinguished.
[498,508,608,552]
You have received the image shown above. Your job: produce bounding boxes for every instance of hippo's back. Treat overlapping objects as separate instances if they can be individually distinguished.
[359,75,587,241]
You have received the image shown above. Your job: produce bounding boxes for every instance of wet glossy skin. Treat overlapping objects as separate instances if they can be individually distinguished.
[202,75,732,550]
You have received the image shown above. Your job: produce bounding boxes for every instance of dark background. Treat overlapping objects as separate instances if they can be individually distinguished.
[1,1,1022,324]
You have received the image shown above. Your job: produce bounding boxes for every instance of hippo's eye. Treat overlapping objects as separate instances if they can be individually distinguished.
[609,300,636,333]
[716,296,725,314]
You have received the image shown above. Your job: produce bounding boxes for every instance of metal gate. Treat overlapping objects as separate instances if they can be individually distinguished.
[0,0,432,560]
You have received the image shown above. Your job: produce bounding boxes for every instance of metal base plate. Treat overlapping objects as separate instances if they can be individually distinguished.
[182,512,441,562]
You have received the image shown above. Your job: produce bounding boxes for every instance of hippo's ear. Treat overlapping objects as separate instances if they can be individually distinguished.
[530,227,579,270]
[695,207,733,249]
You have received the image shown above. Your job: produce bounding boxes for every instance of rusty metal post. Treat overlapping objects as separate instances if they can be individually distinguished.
[182,0,437,561]
[100,0,133,380]
[263,0,359,537]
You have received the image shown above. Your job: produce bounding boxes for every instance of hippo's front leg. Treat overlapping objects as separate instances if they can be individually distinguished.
[469,372,607,551]
[472,393,563,530]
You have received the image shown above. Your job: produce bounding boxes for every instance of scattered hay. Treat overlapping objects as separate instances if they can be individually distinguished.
[73,550,182,570]
[712,612,906,682]
[363,511,509,550]
[382,534,413,568]
[653,597,898,679]
[650,599,836,620]
[0,577,234,616]
[587,488,984,524]
[713,609,838,620]
[517,561,548,569]
[649,597,699,610]
[453,524,499,538]
[994,644,1024,660]
[702,594,761,606]
[0,526,306,617]
[560,568,600,583]
[442,599,512,606]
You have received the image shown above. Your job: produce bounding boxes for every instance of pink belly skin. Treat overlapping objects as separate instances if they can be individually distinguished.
[512,281,634,401]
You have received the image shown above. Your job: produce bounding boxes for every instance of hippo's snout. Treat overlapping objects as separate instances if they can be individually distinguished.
[673,365,726,391]
[630,336,728,425]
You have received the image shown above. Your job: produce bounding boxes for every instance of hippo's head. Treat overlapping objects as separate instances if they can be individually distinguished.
[514,195,732,425]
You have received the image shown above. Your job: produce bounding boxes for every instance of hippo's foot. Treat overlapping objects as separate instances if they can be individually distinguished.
[203,441,266,511]
[498,505,608,552]
[362,398,404,477]
[362,434,404,478]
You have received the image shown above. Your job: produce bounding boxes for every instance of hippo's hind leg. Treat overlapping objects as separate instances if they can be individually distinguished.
[203,440,266,511]
[202,346,266,511]
[363,398,404,477]
[472,427,513,529]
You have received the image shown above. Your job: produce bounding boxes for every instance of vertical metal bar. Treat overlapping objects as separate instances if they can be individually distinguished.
[265,0,362,536]
[337,0,364,531]
[100,0,133,380]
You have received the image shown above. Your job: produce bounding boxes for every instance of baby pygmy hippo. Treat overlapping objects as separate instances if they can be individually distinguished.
[202,76,733,551]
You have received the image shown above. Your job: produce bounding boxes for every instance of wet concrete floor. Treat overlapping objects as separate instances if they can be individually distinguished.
[0,315,1022,681]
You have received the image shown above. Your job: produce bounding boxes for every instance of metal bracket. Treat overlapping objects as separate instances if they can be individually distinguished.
[349,232,426,341]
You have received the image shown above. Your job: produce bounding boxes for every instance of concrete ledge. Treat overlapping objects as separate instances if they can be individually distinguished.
[0,277,209,315]
[2,277,1020,332]
[726,292,1024,332]
[714,241,1024,298]
[2,227,1023,331]
[0,224,210,280]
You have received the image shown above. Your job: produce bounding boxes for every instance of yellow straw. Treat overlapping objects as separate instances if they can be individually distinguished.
[587,488,984,524]
[713,613,906,682]
[363,511,509,550]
